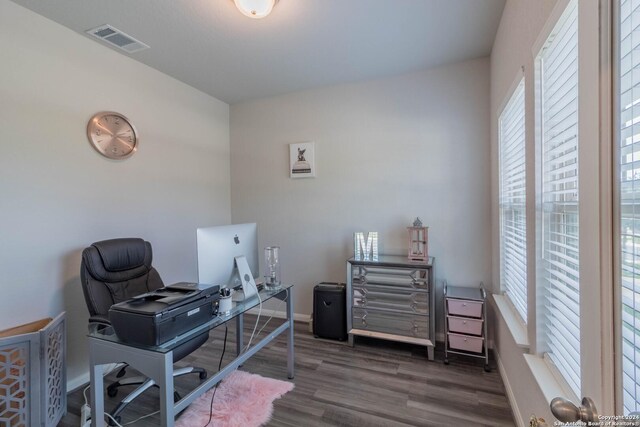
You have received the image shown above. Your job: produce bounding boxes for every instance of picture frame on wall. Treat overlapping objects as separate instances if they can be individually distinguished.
[289,142,315,178]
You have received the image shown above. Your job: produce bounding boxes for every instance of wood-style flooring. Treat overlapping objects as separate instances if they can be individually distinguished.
[59,316,515,426]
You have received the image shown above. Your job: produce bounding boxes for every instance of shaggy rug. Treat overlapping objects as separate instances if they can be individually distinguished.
[175,370,294,427]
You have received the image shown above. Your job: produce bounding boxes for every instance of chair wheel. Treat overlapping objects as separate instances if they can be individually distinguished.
[199,371,208,380]
[484,365,491,372]
[108,415,121,426]
[174,391,181,402]
[107,385,118,398]
[444,359,449,365]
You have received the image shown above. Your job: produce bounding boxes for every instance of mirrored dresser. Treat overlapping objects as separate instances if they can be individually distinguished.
[346,255,435,360]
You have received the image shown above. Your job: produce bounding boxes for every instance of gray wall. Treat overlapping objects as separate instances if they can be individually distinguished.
[230,58,492,337]
[0,0,231,388]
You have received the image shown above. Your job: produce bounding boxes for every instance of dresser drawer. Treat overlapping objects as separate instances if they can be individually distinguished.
[352,308,428,339]
[446,298,483,318]
[353,285,428,315]
[447,315,483,336]
[351,266,430,291]
[447,333,484,353]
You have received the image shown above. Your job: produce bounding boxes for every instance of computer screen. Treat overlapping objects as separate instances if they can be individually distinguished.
[196,223,258,288]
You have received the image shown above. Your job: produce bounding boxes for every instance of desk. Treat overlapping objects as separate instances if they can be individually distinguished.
[88,285,294,427]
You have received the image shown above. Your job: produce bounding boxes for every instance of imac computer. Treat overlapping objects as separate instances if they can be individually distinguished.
[196,223,259,292]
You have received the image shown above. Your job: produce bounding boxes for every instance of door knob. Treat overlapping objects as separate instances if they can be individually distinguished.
[550,397,598,423]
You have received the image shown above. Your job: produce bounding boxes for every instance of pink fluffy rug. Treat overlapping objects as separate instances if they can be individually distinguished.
[175,370,294,427]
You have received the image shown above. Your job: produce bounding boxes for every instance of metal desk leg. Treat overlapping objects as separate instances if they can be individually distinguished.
[236,312,244,356]
[427,345,434,361]
[89,348,105,427]
[286,287,295,379]
[155,352,175,427]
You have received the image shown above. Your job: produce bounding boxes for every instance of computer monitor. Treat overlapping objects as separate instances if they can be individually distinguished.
[196,223,259,289]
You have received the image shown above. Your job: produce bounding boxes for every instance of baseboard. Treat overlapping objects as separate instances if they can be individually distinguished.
[67,372,90,394]
[67,363,122,394]
[495,349,525,427]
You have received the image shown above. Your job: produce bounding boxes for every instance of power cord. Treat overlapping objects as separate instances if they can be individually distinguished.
[243,274,262,353]
[254,293,288,339]
[203,323,228,427]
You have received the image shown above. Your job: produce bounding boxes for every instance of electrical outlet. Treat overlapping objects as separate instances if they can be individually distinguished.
[80,404,91,427]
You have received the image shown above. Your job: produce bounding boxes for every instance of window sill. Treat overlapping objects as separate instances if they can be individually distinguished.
[523,354,578,404]
[492,294,530,349]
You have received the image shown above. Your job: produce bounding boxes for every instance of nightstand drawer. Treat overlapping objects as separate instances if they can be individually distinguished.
[447,315,483,336]
[446,298,483,318]
[447,333,484,353]
[352,307,428,338]
[353,285,428,315]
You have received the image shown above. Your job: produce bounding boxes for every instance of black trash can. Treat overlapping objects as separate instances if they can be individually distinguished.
[313,282,347,341]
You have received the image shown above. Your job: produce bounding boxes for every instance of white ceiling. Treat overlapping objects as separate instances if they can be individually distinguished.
[10,0,505,104]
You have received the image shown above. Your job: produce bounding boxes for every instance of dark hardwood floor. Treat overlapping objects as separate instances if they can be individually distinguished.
[60,317,515,426]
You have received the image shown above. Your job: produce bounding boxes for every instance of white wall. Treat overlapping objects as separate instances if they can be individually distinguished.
[230,58,491,336]
[0,0,230,388]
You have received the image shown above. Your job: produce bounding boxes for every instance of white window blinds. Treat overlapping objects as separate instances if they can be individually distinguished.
[619,0,640,415]
[537,0,580,397]
[499,78,528,322]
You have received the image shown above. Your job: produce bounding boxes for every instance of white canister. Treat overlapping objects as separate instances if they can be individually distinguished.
[219,295,233,314]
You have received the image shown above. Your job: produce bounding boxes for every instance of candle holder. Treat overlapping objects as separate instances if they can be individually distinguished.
[407,217,428,262]
[264,246,281,290]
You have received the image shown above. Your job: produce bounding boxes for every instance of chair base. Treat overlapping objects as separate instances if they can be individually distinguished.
[107,366,207,425]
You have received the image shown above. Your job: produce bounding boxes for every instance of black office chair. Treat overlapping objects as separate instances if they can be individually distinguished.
[80,238,209,425]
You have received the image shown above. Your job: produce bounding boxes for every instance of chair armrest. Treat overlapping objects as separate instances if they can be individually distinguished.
[88,315,111,329]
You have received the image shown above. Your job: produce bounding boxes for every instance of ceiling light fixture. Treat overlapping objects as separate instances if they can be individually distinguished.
[233,0,277,19]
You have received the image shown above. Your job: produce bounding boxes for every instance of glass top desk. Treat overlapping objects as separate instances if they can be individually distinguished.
[87,285,294,427]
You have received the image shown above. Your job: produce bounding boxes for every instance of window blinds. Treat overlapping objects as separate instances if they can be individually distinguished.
[619,0,640,415]
[499,79,527,322]
[538,0,580,397]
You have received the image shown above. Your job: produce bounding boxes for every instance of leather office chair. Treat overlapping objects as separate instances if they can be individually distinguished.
[81,238,209,425]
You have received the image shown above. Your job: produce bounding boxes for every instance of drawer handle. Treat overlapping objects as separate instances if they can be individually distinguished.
[464,338,468,342]
[462,303,467,307]
[358,298,367,305]
[463,320,467,325]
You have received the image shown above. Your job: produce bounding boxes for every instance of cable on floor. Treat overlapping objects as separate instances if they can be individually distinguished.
[203,323,228,427]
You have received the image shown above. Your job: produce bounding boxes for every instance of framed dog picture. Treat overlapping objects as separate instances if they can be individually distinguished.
[289,142,315,178]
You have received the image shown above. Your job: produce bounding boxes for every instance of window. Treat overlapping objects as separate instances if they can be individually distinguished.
[618,0,640,414]
[536,0,580,396]
[499,78,527,322]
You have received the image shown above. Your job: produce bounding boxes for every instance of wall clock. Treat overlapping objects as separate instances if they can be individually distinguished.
[86,111,138,159]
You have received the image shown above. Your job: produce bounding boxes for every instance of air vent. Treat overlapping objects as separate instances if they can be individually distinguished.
[86,24,149,54]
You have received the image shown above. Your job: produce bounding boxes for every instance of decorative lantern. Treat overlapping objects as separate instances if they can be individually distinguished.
[407,217,428,262]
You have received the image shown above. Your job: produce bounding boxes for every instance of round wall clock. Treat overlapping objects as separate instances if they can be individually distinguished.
[86,111,138,159]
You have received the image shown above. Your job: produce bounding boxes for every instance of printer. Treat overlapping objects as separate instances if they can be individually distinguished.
[108,282,220,346]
